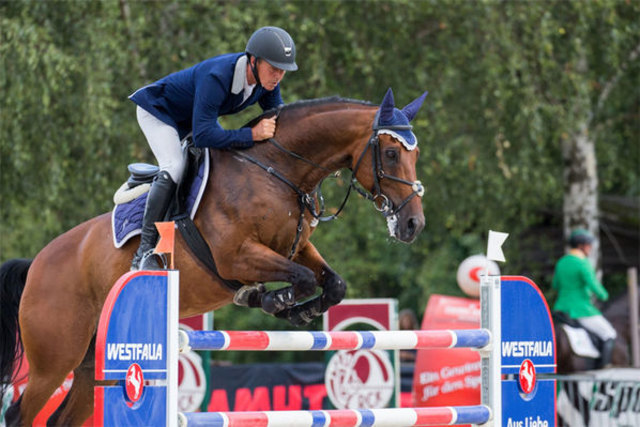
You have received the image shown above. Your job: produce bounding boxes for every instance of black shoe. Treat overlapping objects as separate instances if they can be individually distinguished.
[131,171,176,270]
[598,338,615,368]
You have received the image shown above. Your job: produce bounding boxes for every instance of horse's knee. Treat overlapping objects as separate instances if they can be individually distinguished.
[291,266,316,299]
[322,271,346,306]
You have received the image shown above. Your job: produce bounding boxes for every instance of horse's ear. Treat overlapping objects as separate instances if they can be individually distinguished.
[401,91,428,122]
[379,88,395,124]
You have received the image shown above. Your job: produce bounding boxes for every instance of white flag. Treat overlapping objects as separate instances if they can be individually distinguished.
[487,230,509,262]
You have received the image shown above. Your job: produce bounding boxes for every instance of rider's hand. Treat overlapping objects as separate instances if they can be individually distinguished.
[251,117,276,141]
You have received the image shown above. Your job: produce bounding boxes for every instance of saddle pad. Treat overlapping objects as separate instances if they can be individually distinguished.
[111,150,210,248]
[561,324,600,358]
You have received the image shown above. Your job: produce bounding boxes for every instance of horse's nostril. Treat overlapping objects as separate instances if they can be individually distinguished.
[407,218,416,234]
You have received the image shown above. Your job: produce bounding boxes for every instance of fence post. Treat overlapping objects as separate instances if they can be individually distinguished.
[628,267,639,368]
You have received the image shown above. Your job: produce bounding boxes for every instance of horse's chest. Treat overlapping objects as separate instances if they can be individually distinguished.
[257,207,313,253]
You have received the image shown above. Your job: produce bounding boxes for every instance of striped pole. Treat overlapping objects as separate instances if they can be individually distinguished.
[178,405,491,427]
[179,329,490,352]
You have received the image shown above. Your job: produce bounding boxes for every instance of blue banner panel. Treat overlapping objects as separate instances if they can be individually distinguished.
[501,277,555,375]
[502,379,556,427]
[102,273,169,380]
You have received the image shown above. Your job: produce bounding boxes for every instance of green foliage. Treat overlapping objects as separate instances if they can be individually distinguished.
[1,0,638,364]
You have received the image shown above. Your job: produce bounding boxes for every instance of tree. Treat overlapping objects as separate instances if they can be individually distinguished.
[1,1,638,352]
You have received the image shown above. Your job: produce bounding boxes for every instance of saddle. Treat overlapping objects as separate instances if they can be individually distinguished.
[126,163,158,188]
[552,311,602,359]
[113,138,206,216]
[111,139,244,293]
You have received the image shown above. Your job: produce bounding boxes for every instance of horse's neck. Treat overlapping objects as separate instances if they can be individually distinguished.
[278,107,376,190]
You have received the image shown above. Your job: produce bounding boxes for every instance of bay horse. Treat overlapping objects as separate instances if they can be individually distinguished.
[554,290,634,373]
[0,88,427,426]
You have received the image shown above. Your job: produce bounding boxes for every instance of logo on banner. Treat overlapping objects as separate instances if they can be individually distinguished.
[518,359,536,395]
[502,340,553,358]
[325,349,394,409]
[178,349,207,411]
[125,363,144,402]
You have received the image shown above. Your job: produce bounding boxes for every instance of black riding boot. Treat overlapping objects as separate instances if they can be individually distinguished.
[598,338,615,368]
[131,171,176,270]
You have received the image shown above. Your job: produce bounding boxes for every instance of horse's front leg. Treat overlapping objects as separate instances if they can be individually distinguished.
[218,241,317,314]
[276,242,346,326]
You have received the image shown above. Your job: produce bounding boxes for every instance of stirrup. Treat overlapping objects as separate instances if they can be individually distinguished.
[131,249,167,271]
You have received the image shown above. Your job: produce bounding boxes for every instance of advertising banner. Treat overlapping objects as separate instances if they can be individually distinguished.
[499,276,556,427]
[323,299,399,409]
[413,295,482,409]
[557,369,640,426]
[206,362,327,411]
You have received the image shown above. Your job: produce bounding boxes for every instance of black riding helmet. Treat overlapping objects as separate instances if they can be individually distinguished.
[569,229,594,248]
[245,26,297,87]
[246,26,297,71]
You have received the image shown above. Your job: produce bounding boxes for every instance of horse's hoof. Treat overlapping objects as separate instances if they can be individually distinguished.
[273,308,310,327]
[261,288,295,314]
[233,283,265,307]
[288,309,314,327]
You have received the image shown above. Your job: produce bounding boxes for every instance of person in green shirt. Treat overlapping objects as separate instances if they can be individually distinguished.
[552,229,617,368]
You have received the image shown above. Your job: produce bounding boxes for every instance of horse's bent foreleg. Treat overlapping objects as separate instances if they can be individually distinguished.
[277,243,346,326]
[217,242,317,314]
[294,242,346,308]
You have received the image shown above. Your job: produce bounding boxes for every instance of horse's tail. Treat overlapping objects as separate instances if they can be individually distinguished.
[0,258,32,400]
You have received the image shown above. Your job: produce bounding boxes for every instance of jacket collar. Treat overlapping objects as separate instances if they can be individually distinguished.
[231,54,248,95]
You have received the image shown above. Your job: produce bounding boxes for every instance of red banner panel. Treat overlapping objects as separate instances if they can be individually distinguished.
[413,295,481,409]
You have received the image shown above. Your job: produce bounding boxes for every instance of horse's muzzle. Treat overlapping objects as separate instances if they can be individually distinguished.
[398,214,425,243]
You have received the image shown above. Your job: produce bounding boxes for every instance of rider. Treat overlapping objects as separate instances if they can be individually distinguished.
[552,228,617,368]
[128,26,298,270]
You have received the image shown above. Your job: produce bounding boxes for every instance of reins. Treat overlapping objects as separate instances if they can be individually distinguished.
[231,108,424,259]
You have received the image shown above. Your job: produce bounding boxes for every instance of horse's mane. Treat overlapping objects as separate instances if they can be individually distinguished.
[244,96,377,128]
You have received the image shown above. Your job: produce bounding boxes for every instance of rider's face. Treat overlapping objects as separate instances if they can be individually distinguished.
[255,59,286,91]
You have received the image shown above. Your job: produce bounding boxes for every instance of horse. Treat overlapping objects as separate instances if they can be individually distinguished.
[0,88,427,426]
[554,289,634,373]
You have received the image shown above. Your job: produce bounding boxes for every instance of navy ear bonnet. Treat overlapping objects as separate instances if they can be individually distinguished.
[377,88,428,151]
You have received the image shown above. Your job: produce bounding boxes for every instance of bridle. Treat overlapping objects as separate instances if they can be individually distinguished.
[232,108,424,258]
[351,110,425,218]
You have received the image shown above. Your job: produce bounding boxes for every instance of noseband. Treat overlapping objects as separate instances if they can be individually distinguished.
[231,109,424,258]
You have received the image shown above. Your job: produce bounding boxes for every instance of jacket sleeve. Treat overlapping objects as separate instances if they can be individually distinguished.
[258,84,284,111]
[581,261,609,301]
[192,74,254,149]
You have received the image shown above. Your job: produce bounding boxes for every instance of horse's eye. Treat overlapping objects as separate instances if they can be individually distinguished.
[385,149,398,161]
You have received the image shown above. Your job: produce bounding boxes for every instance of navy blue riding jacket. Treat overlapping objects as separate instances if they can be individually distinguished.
[129,52,283,149]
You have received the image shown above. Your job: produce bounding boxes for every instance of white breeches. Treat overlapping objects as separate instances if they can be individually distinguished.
[136,106,186,183]
[577,315,618,341]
